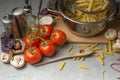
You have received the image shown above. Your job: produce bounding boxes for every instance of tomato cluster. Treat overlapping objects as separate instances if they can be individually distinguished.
[24,25,66,64]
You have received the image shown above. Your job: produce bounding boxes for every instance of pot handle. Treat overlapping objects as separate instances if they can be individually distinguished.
[115,2,120,18]
[111,1,120,20]
[47,0,62,17]
[107,1,120,22]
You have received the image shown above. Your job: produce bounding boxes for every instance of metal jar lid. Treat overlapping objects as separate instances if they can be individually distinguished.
[2,14,15,23]
[24,5,32,13]
[12,7,24,16]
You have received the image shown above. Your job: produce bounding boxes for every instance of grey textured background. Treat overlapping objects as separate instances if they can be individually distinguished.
[0,0,120,80]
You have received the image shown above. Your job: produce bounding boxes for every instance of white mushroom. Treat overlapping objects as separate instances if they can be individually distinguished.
[104,28,117,40]
[0,50,13,63]
[112,39,120,53]
[10,55,25,68]
[12,39,25,54]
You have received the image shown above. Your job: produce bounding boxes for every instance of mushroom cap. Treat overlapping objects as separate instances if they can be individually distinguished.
[105,28,117,40]
[10,55,25,68]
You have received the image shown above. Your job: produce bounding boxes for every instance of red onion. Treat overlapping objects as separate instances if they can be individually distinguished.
[111,57,120,72]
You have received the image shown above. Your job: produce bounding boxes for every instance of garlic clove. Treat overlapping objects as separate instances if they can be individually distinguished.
[105,28,117,40]
[10,55,25,68]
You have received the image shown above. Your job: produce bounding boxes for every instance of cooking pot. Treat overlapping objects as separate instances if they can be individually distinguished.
[47,0,117,37]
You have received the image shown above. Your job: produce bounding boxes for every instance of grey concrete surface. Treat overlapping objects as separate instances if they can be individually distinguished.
[0,0,120,80]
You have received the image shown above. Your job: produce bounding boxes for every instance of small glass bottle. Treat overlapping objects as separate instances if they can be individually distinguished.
[24,1,38,34]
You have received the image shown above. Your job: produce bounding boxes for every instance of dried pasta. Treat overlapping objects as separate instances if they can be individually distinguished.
[100,51,104,59]
[79,65,89,69]
[92,53,99,57]
[102,71,105,80]
[67,45,73,53]
[64,0,109,22]
[75,0,109,12]
[80,57,85,61]
[59,62,66,71]
[98,56,104,65]
[108,40,112,54]
[90,43,98,49]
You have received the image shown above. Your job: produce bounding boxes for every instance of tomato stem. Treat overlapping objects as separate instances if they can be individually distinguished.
[51,34,56,40]
[41,27,46,36]
[42,42,48,47]
[39,36,44,41]
[30,35,35,42]
[29,47,34,54]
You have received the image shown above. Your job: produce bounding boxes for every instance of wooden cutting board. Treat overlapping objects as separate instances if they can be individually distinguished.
[54,17,120,43]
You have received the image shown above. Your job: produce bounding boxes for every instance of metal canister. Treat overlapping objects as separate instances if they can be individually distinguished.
[2,14,21,39]
[12,7,27,38]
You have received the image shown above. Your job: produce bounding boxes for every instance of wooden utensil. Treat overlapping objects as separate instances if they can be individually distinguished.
[33,48,94,67]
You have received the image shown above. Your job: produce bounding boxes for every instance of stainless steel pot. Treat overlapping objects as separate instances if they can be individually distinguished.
[47,0,117,37]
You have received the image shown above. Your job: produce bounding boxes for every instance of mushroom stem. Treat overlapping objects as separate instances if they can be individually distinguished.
[13,39,25,54]
[0,50,13,63]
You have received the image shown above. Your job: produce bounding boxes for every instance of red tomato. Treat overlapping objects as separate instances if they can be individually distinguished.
[24,34,41,47]
[51,30,66,46]
[39,40,56,57]
[39,25,53,39]
[24,47,42,64]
